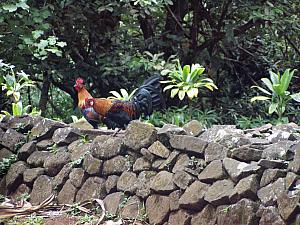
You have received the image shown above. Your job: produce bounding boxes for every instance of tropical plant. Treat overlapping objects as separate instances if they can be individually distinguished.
[161,61,218,100]
[0,61,40,120]
[251,69,300,122]
[108,88,137,101]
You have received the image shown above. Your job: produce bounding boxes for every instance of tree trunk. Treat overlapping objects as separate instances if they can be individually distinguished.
[39,72,50,116]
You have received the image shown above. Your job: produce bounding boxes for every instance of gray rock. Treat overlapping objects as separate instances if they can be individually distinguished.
[199,125,243,142]
[273,123,299,133]
[133,157,151,172]
[172,154,190,173]
[170,135,207,156]
[169,190,182,211]
[6,161,28,191]
[152,159,165,170]
[23,168,45,183]
[150,171,176,193]
[136,171,156,199]
[30,118,66,141]
[69,142,91,162]
[216,198,259,225]
[57,180,77,204]
[123,121,157,151]
[43,150,71,176]
[277,193,300,221]
[262,141,294,160]
[0,148,13,160]
[285,172,299,190]
[36,139,54,150]
[1,129,26,152]
[105,175,119,194]
[232,174,259,201]
[173,171,193,190]
[157,124,186,146]
[183,120,204,136]
[69,168,87,188]
[249,138,270,146]
[103,192,124,216]
[230,146,263,162]
[76,177,106,202]
[30,175,53,205]
[120,195,143,219]
[179,181,209,210]
[140,148,155,162]
[267,130,292,143]
[27,151,51,167]
[82,153,102,175]
[117,171,137,194]
[10,183,30,201]
[204,142,228,163]
[191,204,216,225]
[148,141,170,158]
[102,155,130,175]
[52,127,80,145]
[259,206,286,225]
[258,159,288,169]
[223,157,261,182]
[198,160,226,183]
[146,195,170,225]
[168,209,191,225]
[91,136,122,159]
[218,133,251,149]
[52,163,73,190]
[204,179,234,206]
[158,150,180,170]
[257,178,286,206]
[260,169,286,187]
[288,158,300,174]
[18,141,36,160]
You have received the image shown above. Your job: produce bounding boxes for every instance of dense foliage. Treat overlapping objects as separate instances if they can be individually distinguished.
[0,0,299,126]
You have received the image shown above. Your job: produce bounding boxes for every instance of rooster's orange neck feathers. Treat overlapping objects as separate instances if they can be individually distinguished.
[77,87,93,108]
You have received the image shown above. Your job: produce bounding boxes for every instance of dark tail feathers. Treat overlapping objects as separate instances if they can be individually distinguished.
[133,75,165,116]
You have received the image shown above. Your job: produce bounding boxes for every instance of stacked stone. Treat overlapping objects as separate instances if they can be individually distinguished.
[1,115,300,225]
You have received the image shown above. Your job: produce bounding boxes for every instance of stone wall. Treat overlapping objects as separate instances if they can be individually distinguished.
[1,115,300,225]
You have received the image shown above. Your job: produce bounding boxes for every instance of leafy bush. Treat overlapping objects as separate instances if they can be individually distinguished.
[108,88,137,101]
[251,69,300,122]
[144,106,219,127]
[0,61,40,121]
[161,61,218,100]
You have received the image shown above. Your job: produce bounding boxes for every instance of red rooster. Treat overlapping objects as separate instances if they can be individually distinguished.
[84,75,165,131]
[74,78,101,129]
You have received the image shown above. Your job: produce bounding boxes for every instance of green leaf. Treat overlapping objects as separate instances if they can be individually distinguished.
[163,85,176,92]
[170,88,179,98]
[109,91,122,99]
[56,41,67,47]
[269,71,279,84]
[182,65,190,81]
[268,102,278,114]
[251,85,272,96]
[291,93,300,102]
[250,96,271,102]
[120,89,129,99]
[178,90,186,100]
[281,69,295,93]
[32,30,44,39]
[3,4,18,12]
[12,102,23,116]
[16,2,29,10]
[186,88,198,99]
[261,78,274,92]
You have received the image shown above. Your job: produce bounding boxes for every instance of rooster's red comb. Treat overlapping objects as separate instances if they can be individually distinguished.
[76,77,84,85]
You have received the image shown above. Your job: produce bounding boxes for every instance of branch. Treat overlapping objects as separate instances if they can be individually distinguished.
[233,18,267,36]
[217,0,232,30]
[284,34,300,56]
[165,4,190,39]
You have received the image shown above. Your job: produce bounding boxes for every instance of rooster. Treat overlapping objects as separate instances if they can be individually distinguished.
[84,75,165,132]
[74,77,101,129]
